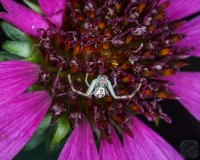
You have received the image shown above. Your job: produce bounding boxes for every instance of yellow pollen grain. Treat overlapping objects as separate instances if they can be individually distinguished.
[111,60,118,68]
[102,50,111,58]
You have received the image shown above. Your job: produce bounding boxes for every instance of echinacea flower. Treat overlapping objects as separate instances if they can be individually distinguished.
[0,0,200,159]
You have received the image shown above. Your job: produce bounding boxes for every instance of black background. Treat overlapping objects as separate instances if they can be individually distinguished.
[0,1,200,159]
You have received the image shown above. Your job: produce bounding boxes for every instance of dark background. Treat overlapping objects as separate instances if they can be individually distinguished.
[0,1,200,160]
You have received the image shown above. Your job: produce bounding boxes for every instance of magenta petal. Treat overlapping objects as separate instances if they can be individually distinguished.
[124,116,183,160]
[58,118,99,160]
[38,0,66,16]
[159,72,200,121]
[174,16,200,57]
[99,128,130,160]
[0,0,49,36]
[0,91,52,160]
[45,10,63,29]
[38,0,65,28]
[0,60,40,106]
[159,0,200,21]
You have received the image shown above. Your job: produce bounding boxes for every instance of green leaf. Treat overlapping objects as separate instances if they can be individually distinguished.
[23,0,43,15]
[23,131,46,151]
[0,51,23,61]
[3,41,34,58]
[46,115,71,154]
[46,138,66,155]
[47,115,70,146]
[27,50,44,64]
[1,21,30,42]
[35,113,51,135]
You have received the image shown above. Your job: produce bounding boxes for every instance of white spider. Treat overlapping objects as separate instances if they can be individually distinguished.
[68,74,141,99]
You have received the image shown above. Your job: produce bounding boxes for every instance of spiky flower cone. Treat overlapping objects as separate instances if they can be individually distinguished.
[32,0,191,142]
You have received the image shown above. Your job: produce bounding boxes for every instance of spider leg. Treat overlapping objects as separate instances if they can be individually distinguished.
[107,80,141,99]
[32,44,40,51]
[68,74,97,97]
[112,76,117,88]
[85,79,98,96]
[68,74,89,97]
[90,87,98,96]
[85,73,90,87]
[105,88,110,96]
[132,43,143,53]
[55,93,68,97]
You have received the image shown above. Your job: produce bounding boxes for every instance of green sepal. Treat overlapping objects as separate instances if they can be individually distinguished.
[35,113,51,135]
[27,50,44,65]
[1,21,31,42]
[0,51,23,61]
[46,137,67,155]
[154,117,160,127]
[47,115,70,147]
[23,131,47,151]
[47,114,71,153]
[3,41,34,58]
[23,0,43,15]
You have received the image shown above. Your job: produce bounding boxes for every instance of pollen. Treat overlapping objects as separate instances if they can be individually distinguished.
[102,50,111,58]
[111,60,118,68]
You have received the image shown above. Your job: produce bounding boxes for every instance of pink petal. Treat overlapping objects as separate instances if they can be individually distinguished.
[58,118,99,160]
[124,116,183,160]
[159,0,200,21]
[99,128,130,160]
[0,60,40,106]
[159,72,200,121]
[38,0,66,17]
[45,10,63,29]
[174,16,200,57]
[0,91,52,160]
[0,0,49,36]
[38,0,66,29]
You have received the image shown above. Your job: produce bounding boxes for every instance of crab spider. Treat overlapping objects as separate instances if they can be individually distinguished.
[68,74,141,99]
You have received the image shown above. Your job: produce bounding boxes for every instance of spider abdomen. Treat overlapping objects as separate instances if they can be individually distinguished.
[94,87,106,98]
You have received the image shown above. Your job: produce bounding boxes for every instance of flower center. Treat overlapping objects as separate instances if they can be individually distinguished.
[33,0,192,143]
